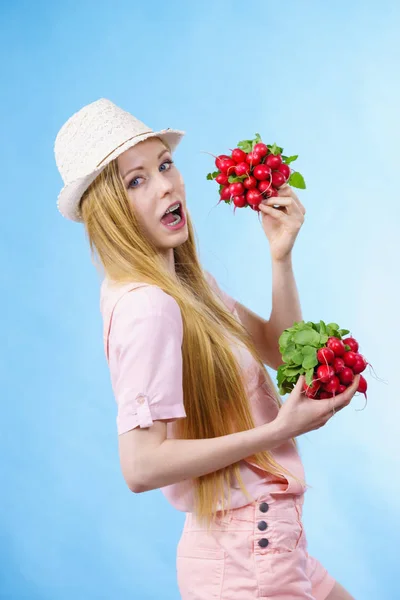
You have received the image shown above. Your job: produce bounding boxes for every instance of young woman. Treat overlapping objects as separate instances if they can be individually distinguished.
[54,98,359,600]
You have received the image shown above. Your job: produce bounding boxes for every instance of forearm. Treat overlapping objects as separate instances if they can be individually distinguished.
[265,256,303,359]
[139,420,285,492]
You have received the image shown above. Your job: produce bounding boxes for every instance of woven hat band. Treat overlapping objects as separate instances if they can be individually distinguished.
[96,130,153,168]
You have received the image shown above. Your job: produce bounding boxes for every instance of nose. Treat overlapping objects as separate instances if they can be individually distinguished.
[156,171,174,196]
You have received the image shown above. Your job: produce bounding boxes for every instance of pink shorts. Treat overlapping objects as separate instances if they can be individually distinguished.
[176,493,336,599]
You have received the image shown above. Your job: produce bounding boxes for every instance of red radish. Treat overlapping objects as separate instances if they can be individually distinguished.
[266,154,283,169]
[233,195,247,208]
[317,364,335,383]
[317,347,335,365]
[230,182,244,196]
[235,162,251,177]
[266,187,279,198]
[333,357,345,373]
[339,367,354,385]
[343,337,359,352]
[305,388,318,398]
[243,175,258,190]
[246,189,263,206]
[218,158,236,175]
[253,142,269,157]
[327,337,346,356]
[216,173,229,185]
[271,171,286,188]
[258,180,273,194]
[323,375,340,394]
[246,151,262,167]
[278,163,291,180]
[215,154,231,170]
[231,148,247,163]
[352,354,367,374]
[357,375,368,397]
[343,351,358,368]
[303,377,321,397]
[320,391,333,399]
[220,186,231,200]
[338,384,347,394]
[253,164,272,180]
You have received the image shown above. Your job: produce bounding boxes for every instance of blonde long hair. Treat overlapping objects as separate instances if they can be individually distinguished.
[79,141,305,529]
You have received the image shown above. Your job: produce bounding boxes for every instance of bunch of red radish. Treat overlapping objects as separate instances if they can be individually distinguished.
[215,145,288,212]
[207,137,305,213]
[304,336,368,400]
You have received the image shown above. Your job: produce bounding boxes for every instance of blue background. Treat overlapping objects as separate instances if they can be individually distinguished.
[1,1,398,598]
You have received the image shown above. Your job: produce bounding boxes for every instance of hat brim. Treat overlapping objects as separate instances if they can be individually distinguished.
[57,128,185,222]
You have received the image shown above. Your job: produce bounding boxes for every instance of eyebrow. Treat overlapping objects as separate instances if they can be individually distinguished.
[122,148,170,180]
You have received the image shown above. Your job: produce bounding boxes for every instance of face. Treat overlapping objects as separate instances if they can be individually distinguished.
[117,137,188,270]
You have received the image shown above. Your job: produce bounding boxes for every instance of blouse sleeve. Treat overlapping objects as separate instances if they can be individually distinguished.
[108,286,187,435]
[204,270,237,313]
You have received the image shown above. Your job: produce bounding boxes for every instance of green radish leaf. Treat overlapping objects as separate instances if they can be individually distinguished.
[268,143,284,155]
[282,351,296,364]
[279,330,292,348]
[305,369,314,386]
[302,345,317,355]
[293,329,320,346]
[282,342,297,363]
[319,320,327,335]
[339,329,350,337]
[291,350,304,365]
[288,171,306,189]
[207,171,220,180]
[302,352,318,370]
[320,333,329,344]
[219,184,224,194]
[285,365,304,377]
[283,155,298,165]
[344,344,351,351]
[252,133,262,149]
[327,323,339,330]
[237,139,253,152]
[228,175,246,183]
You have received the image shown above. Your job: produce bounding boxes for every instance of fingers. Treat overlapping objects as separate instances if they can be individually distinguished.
[312,374,360,418]
[261,195,305,220]
[259,203,287,219]
[333,374,360,409]
[277,184,306,215]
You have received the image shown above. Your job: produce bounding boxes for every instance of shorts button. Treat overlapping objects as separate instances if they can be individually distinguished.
[258,520,268,531]
[258,538,269,548]
[259,502,269,513]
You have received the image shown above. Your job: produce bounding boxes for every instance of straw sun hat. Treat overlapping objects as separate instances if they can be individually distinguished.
[54,98,185,222]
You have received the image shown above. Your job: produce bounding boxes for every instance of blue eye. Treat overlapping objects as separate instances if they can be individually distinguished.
[128,159,174,189]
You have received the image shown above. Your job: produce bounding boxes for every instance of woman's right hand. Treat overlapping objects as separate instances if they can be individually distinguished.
[274,374,361,439]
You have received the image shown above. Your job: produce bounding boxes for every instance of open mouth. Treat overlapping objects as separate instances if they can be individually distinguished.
[160,202,184,227]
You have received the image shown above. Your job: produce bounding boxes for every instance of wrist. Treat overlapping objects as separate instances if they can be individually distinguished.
[261,418,289,450]
[271,254,293,267]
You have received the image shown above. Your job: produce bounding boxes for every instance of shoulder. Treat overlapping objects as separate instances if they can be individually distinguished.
[118,284,181,323]
[101,277,182,326]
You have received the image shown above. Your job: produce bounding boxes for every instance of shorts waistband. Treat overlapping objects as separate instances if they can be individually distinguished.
[184,492,304,532]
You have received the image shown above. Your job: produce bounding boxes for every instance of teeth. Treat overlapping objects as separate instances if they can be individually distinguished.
[167,214,182,226]
[165,203,180,214]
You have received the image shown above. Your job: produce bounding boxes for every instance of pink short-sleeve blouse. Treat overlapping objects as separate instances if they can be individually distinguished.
[103,282,187,435]
[100,271,307,512]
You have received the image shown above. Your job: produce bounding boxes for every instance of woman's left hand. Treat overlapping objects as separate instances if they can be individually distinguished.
[258,184,306,262]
